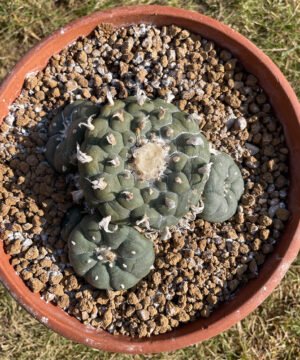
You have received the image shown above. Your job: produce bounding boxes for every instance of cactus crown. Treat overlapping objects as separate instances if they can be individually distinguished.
[78,96,211,230]
[46,96,244,291]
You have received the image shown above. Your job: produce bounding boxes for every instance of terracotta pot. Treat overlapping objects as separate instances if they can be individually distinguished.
[0,5,299,354]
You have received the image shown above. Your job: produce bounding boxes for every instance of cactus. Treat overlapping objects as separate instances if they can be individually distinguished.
[46,97,245,292]
[45,100,99,173]
[78,96,211,230]
[61,206,83,242]
[200,151,244,223]
[67,214,155,290]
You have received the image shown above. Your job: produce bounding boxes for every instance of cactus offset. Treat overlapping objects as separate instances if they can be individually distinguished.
[67,214,155,290]
[78,96,211,230]
[45,101,99,173]
[200,151,244,222]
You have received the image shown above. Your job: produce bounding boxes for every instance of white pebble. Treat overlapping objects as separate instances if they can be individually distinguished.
[235,117,247,130]
[22,238,33,249]
[5,114,15,126]
[74,65,83,74]
[225,116,236,130]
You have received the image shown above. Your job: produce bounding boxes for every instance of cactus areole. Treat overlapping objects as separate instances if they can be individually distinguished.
[47,96,244,290]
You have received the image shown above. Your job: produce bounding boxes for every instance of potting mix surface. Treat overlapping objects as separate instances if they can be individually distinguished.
[0,24,290,337]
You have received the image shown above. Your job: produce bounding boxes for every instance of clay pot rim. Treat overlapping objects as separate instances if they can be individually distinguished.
[0,5,299,354]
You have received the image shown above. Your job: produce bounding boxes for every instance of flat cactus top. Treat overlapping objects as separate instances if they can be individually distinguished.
[67,214,155,290]
[200,151,244,223]
[78,96,211,230]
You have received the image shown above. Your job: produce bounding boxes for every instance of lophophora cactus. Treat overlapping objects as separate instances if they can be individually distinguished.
[46,95,244,290]
[67,214,155,290]
[45,100,99,173]
[199,152,244,223]
[78,97,211,230]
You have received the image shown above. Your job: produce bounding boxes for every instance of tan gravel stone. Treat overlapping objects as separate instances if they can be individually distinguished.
[28,278,44,293]
[275,208,290,221]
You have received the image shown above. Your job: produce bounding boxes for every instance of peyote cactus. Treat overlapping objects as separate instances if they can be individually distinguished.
[67,214,155,290]
[61,206,83,242]
[78,96,211,230]
[46,100,99,173]
[200,151,244,223]
[45,96,244,292]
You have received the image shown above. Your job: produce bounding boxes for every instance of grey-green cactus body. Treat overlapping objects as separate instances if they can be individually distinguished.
[45,101,99,173]
[200,151,244,223]
[61,206,83,242]
[67,214,155,290]
[78,97,211,230]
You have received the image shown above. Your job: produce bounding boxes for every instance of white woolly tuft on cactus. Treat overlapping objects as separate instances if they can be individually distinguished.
[98,216,118,233]
[76,143,93,163]
[112,110,125,122]
[86,177,108,190]
[136,88,148,105]
[106,89,115,106]
[78,115,96,130]
[135,214,151,230]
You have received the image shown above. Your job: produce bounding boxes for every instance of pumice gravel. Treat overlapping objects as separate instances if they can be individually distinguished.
[0,23,289,337]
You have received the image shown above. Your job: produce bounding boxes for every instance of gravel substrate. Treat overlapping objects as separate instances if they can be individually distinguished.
[0,24,290,337]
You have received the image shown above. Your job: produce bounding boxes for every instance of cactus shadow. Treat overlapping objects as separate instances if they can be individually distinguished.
[3,101,80,280]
